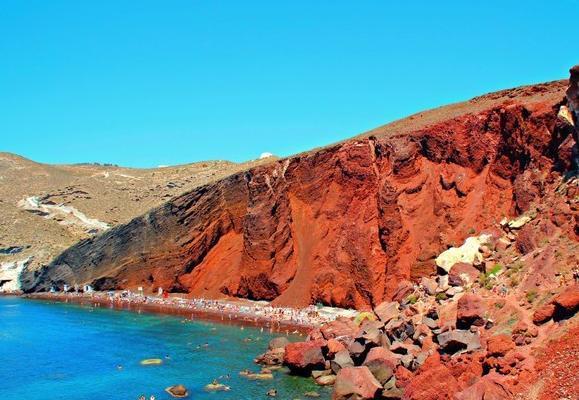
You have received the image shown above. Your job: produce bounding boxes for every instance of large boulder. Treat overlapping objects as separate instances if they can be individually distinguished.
[449,263,480,287]
[533,285,579,325]
[331,350,355,374]
[283,340,326,374]
[456,293,485,329]
[533,303,555,325]
[374,302,400,323]
[332,366,382,400]
[437,330,481,354]
[255,347,285,365]
[552,284,579,319]
[327,338,347,356]
[321,317,359,340]
[362,346,398,384]
[435,235,491,273]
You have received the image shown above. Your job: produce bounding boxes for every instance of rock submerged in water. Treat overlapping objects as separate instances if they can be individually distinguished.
[140,358,163,366]
[165,384,188,398]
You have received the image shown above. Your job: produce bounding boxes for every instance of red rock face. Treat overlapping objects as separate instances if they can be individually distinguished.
[29,80,574,309]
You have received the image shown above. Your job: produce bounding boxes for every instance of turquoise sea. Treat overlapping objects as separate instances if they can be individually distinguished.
[0,297,330,400]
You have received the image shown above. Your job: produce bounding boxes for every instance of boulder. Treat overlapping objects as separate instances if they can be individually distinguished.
[347,340,371,364]
[312,369,332,379]
[327,338,347,356]
[374,301,400,323]
[268,337,290,350]
[385,319,415,341]
[456,293,485,329]
[255,347,285,365]
[390,341,420,357]
[315,374,337,386]
[533,303,556,324]
[402,363,460,400]
[360,328,382,346]
[165,385,189,398]
[283,340,326,374]
[437,330,481,354]
[449,263,480,287]
[454,372,512,400]
[422,317,438,330]
[331,350,355,374]
[486,334,514,357]
[321,317,359,340]
[435,234,491,273]
[421,277,438,296]
[362,347,398,384]
[552,284,579,318]
[382,386,404,399]
[332,366,382,400]
[392,281,414,303]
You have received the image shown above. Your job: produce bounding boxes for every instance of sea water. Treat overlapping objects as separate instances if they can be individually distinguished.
[0,297,330,400]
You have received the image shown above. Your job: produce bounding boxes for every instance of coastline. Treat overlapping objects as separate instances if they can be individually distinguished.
[20,292,354,335]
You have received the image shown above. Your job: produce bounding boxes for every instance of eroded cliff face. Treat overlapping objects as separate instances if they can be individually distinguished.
[26,80,576,309]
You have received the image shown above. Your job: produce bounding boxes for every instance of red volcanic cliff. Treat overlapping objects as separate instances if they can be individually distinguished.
[25,79,576,309]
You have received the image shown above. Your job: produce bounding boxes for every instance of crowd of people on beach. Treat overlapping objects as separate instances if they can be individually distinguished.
[42,287,353,328]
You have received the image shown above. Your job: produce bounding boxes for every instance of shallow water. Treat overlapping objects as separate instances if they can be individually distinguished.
[0,297,330,400]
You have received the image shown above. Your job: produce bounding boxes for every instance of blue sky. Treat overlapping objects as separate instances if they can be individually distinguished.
[1,1,578,167]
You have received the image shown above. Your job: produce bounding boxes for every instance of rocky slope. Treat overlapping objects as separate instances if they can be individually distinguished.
[27,75,577,311]
[0,153,272,291]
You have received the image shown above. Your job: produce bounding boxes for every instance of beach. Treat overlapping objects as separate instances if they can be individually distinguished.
[24,291,358,335]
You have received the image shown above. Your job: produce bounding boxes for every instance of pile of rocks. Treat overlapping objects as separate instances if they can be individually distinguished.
[253,210,578,399]
[255,289,509,399]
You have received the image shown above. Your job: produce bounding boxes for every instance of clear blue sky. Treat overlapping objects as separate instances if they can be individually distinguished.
[1,1,578,167]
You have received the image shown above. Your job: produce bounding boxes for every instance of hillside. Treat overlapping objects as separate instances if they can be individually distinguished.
[0,153,274,290]
[24,77,577,311]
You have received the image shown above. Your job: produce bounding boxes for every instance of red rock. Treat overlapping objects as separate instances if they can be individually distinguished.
[283,340,326,374]
[362,347,399,384]
[321,317,358,340]
[327,338,347,356]
[330,350,355,374]
[402,363,460,400]
[449,263,480,286]
[486,334,515,357]
[533,303,556,325]
[374,301,400,323]
[454,372,512,400]
[332,366,382,400]
[552,284,579,315]
[392,281,414,303]
[484,356,512,375]
[456,294,485,329]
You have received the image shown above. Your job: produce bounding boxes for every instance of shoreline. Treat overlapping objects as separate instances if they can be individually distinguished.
[19,292,354,335]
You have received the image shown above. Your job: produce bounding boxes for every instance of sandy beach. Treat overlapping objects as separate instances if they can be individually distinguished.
[23,291,358,335]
